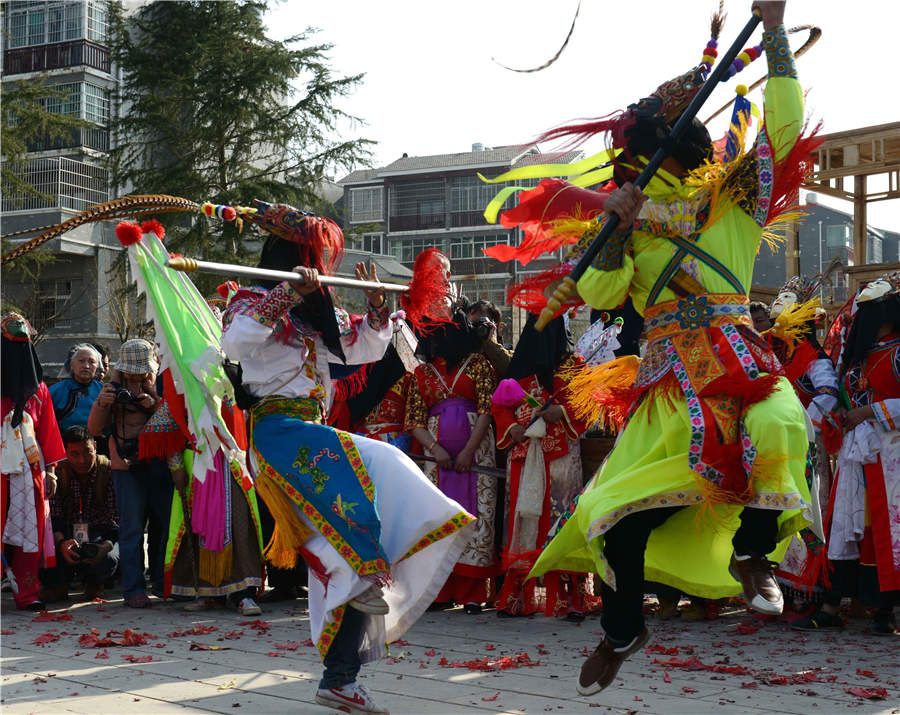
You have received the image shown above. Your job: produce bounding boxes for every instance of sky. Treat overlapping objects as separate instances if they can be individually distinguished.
[265,0,899,231]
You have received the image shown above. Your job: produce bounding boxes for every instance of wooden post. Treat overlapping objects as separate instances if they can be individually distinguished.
[853,174,867,267]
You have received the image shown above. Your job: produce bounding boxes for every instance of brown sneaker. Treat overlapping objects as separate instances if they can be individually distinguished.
[729,553,783,615]
[577,628,649,696]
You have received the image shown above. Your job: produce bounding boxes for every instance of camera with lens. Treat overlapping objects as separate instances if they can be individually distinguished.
[108,381,136,405]
[472,317,495,341]
[72,542,101,560]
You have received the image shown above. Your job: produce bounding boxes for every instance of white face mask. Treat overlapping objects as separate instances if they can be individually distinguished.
[857,279,892,303]
[770,290,798,318]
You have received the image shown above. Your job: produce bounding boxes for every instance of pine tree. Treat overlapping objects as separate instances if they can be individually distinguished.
[108,0,373,281]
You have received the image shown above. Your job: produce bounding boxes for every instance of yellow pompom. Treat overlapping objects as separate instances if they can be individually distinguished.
[736,84,748,97]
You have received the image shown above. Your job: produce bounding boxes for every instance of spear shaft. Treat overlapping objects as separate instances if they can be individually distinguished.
[166,256,410,293]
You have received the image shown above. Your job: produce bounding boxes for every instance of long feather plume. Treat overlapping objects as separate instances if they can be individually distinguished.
[1,194,199,264]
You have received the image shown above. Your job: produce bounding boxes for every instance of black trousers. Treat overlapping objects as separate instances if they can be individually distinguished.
[599,505,780,643]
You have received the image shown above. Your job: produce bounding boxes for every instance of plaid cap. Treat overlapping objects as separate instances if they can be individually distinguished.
[114,338,158,375]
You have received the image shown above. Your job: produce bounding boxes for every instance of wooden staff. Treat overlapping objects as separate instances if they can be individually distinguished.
[166,256,410,293]
[535,9,764,330]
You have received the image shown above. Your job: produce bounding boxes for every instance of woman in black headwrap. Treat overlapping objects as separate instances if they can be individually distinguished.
[1,313,66,610]
[491,314,596,619]
[404,308,499,613]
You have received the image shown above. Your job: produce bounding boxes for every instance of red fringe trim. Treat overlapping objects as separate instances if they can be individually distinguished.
[765,121,824,225]
[400,248,454,334]
[332,362,373,402]
[507,264,584,316]
[138,431,188,461]
[535,111,632,152]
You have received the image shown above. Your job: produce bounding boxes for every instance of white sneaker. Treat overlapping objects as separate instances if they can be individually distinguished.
[315,682,389,714]
[348,585,389,616]
[238,597,262,616]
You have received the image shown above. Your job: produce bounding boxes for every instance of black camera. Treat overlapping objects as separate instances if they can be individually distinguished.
[73,542,101,560]
[108,381,135,405]
[472,317,495,341]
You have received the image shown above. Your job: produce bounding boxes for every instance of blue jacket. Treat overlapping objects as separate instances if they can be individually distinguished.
[49,377,103,431]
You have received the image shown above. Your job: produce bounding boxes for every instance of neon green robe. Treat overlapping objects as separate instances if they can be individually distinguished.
[530,66,814,598]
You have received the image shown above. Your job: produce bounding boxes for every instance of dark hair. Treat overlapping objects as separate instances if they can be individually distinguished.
[91,342,110,359]
[468,299,501,325]
[616,115,712,186]
[842,294,900,374]
[62,425,94,446]
[749,302,769,314]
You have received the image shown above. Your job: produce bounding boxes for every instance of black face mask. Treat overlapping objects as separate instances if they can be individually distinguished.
[505,314,573,392]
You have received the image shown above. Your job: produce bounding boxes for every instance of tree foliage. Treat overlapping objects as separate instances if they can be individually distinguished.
[108,0,373,283]
[1,78,91,202]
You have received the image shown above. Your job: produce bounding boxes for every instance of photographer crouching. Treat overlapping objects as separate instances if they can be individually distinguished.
[40,426,118,603]
[88,339,173,608]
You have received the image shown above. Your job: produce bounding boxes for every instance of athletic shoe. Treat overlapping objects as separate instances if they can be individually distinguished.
[349,585,389,615]
[238,597,262,616]
[315,681,389,714]
[791,609,842,631]
[463,602,482,615]
[577,628,649,696]
[729,553,784,615]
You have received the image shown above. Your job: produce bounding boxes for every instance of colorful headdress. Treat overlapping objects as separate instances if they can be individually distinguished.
[240,199,344,277]
[856,270,900,304]
[1,312,34,342]
[778,275,816,301]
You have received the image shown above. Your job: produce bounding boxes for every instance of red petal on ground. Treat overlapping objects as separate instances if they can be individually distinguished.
[1,629,15,635]
[664,672,672,683]
[481,693,500,701]
[266,652,280,657]
[274,642,300,651]
[239,620,271,632]
[31,633,61,644]
[741,682,759,689]
[846,687,887,700]
[391,639,410,646]
[484,644,495,651]
[95,650,109,659]
[425,649,437,656]
[682,686,698,693]
[734,620,759,635]
[189,643,229,651]
[855,669,878,679]
[32,611,72,622]
[122,655,153,663]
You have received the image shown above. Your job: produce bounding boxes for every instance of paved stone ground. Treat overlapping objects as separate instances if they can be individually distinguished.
[2,587,898,715]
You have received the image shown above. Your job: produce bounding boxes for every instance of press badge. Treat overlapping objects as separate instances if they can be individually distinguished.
[73,522,89,544]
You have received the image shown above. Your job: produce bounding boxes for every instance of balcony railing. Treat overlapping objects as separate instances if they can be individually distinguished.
[26,126,110,153]
[3,39,110,75]
[1,156,109,213]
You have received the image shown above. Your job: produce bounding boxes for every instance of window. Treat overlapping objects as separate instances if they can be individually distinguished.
[44,82,81,117]
[349,187,383,223]
[449,233,506,260]
[450,175,496,213]
[47,4,64,42]
[825,224,850,249]
[867,235,883,263]
[86,0,107,42]
[84,83,109,124]
[5,1,88,47]
[390,237,449,263]
[38,280,74,329]
[361,232,383,254]
[389,179,445,231]
[65,1,82,40]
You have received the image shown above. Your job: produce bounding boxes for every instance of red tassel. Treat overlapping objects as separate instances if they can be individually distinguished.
[331,362,373,403]
[115,221,143,246]
[507,264,584,316]
[139,218,165,239]
[401,248,454,334]
[486,179,610,266]
[764,121,824,225]
[535,111,632,151]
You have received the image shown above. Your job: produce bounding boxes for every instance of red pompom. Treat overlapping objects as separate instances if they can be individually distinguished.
[223,206,236,221]
[139,219,165,239]
[116,221,143,246]
[217,281,239,299]
[704,46,718,57]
